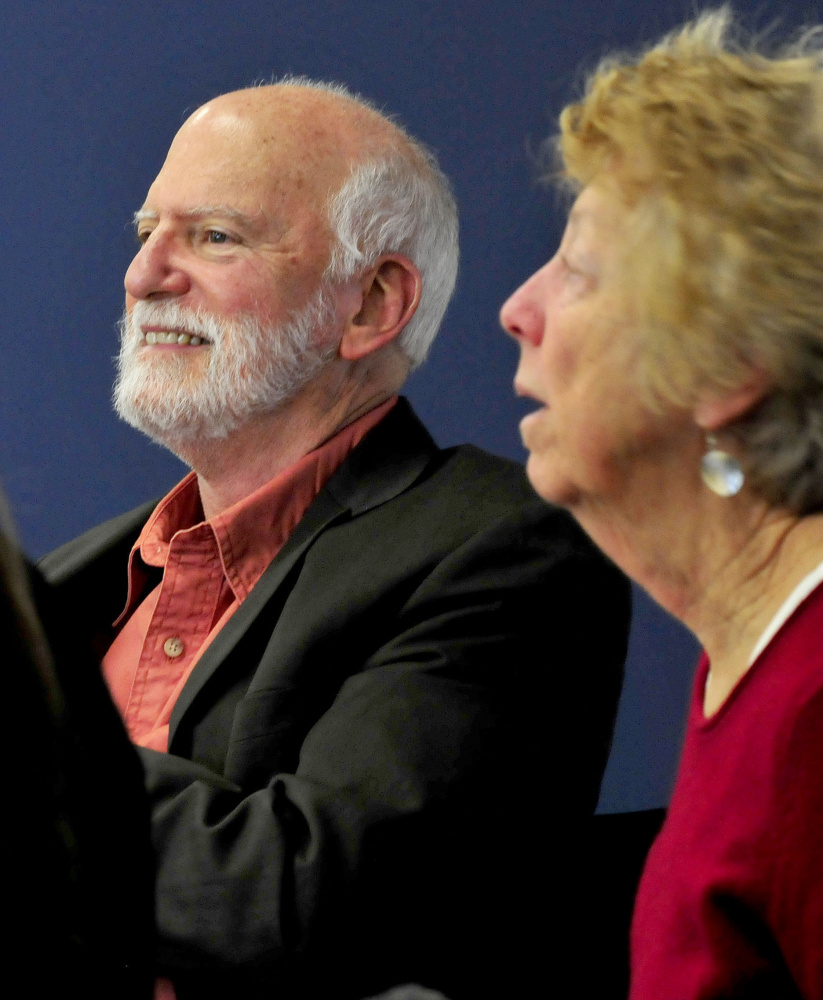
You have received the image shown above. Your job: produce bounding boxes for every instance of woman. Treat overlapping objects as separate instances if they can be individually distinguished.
[501,7,823,998]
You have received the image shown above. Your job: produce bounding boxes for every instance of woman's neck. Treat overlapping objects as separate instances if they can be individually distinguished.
[691,512,823,714]
[577,487,823,715]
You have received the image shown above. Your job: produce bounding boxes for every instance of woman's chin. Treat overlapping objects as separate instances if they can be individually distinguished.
[524,452,566,505]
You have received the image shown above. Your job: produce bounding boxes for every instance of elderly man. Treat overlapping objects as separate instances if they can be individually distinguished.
[42,81,630,999]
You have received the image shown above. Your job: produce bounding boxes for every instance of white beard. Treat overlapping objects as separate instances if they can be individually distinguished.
[113,287,339,447]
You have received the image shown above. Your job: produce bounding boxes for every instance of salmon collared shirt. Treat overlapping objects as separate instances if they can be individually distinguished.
[102,397,396,753]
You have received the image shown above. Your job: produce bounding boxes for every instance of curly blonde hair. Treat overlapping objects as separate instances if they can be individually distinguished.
[558,6,823,513]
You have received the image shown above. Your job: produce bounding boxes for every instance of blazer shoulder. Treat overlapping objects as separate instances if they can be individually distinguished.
[420,442,550,517]
[39,499,156,584]
[439,443,535,494]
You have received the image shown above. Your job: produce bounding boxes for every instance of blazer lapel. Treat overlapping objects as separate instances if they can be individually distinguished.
[168,398,438,740]
[167,487,348,735]
[324,396,437,515]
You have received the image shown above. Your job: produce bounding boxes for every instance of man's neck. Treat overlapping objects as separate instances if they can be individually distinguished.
[185,383,393,521]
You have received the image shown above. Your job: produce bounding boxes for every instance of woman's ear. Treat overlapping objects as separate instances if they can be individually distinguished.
[339,255,422,361]
[693,371,771,431]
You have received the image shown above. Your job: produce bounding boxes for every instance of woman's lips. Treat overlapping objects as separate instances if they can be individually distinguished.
[520,406,546,429]
[514,380,544,404]
[516,385,548,441]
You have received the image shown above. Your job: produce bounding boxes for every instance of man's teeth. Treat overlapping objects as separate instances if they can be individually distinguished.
[141,331,207,346]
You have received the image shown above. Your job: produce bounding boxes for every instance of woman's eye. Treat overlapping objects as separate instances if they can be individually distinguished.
[561,255,583,278]
[559,255,596,297]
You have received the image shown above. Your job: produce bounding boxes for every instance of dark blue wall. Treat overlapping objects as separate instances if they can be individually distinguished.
[2,0,813,811]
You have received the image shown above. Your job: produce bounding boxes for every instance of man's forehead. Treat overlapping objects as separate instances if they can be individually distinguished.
[158,96,360,200]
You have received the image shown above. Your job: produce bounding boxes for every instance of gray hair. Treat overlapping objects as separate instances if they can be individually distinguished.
[271,77,460,369]
[733,389,823,516]
[324,151,459,369]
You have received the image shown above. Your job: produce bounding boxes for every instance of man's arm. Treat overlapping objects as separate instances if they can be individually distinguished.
[138,504,630,998]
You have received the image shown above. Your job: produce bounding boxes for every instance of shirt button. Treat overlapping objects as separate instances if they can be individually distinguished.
[163,636,185,658]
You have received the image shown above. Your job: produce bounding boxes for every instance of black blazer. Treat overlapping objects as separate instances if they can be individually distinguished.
[42,400,631,1000]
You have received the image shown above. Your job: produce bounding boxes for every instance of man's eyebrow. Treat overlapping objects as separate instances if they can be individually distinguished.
[132,205,264,227]
[133,208,158,226]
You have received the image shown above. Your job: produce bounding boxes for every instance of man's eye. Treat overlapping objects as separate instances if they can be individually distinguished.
[206,230,230,244]
[137,229,153,245]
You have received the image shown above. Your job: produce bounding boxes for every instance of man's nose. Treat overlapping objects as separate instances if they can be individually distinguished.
[124,232,191,301]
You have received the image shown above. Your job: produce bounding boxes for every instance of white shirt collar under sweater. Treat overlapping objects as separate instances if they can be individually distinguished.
[748,558,823,667]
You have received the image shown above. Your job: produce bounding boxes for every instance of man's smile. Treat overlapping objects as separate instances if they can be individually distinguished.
[140,329,210,346]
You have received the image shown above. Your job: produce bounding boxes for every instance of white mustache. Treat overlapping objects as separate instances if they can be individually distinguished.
[115,282,340,447]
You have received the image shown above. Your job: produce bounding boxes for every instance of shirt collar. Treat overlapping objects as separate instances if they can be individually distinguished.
[117,397,397,620]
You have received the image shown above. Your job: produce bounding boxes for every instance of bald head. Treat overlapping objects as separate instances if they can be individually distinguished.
[200,83,419,166]
[173,84,414,221]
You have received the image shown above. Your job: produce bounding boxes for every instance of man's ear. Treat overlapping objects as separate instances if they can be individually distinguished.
[339,255,422,362]
[693,371,771,431]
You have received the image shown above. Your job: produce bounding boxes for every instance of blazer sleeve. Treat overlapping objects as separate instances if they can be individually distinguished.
[137,502,630,999]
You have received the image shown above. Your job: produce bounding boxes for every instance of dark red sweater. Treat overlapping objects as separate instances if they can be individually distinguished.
[630,583,823,999]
